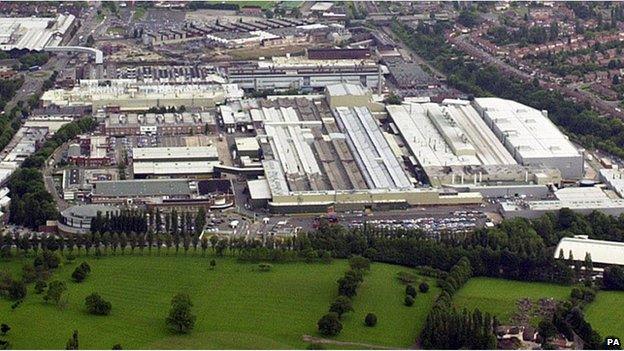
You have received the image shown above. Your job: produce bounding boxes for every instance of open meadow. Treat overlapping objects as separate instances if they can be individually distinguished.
[452,277,572,324]
[0,254,435,349]
[585,291,624,340]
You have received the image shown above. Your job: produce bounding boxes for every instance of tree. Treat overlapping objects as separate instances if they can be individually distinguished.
[209,259,216,270]
[194,208,206,236]
[406,284,417,298]
[419,282,430,293]
[44,280,67,305]
[166,293,196,334]
[85,292,112,315]
[329,296,353,317]
[0,324,9,336]
[538,319,557,341]
[317,312,342,336]
[71,262,91,283]
[603,266,624,290]
[404,295,414,306]
[8,280,26,300]
[66,330,79,350]
[112,344,122,350]
[34,280,47,294]
[364,313,377,327]
[348,256,370,271]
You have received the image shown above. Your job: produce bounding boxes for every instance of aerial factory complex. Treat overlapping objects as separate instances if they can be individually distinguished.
[2,2,624,350]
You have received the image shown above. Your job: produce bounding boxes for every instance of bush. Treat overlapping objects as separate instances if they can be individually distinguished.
[329,296,353,317]
[85,292,112,315]
[72,262,91,283]
[34,280,47,294]
[8,280,26,300]
[364,313,377,327]
[317,312,342,336]
[396,271,417,284]
[404,295,415,307]
[406,284,417,298]
[419,282,430,293]
[348,255,370,271]
[258,263,272,272]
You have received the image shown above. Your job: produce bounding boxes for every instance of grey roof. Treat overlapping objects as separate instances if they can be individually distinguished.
[61,204,119,219]
[326,83,368,97]
[92,179,192,197]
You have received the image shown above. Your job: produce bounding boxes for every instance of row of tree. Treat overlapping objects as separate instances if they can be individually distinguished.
[420,257,498,349]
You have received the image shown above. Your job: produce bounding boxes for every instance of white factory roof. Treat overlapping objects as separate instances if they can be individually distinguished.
[41,81,243,107]
[335,106,412,189]
[0,14,75,51]
[132,146,218,161]
[388,102,517,168]
[599,168,624,197]
[555,236,624,266]
[473,97,580,161]
[310,2,334,11]
[326,83,369,97]
[501,186,624,212]
[235,137,260,152]
[133,161,220,175]
[263,159,290,196]
[247,179,272,200]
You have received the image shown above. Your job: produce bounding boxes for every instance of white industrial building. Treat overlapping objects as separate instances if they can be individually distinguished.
[131,146,220,178]
[501,186,624,218]
[472,98,584,179]
[41,80,244,111]
[0,14,75,51]
[387,99,563,190]
[555,236,624,267]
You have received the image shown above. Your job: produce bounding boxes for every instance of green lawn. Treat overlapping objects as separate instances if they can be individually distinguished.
[206,1,275,10]
[336,265,439,348]
[585,291,624,340]
[0,254,434,349]
[453,277,572,323]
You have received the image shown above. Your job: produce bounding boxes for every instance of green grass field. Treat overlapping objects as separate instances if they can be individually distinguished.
[453,277,572,323]
[206,1,275,10]
[0,254,434,349]
[585,291,624,340]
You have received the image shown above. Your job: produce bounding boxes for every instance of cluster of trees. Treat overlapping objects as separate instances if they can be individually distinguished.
[17,52,49,69]
[9,117,98,229]
[0,77,24,150]
[90,210,148,235]
[317,256,370,337]
[421,258,498,349]
[487,22,559,46]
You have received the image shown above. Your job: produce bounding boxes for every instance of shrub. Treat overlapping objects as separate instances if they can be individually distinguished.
[404,295,415,307]
[364,313,377,327]
[8,280,26,300]
[329,296,353,317]
[419,282,430,293]
[317,312,342,336]
[406,284,417,298]
[348,255,370,271]
[85,293,112,315]
[34,280,47,294]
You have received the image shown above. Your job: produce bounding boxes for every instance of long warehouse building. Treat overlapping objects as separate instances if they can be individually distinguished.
[472,97,584,179]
